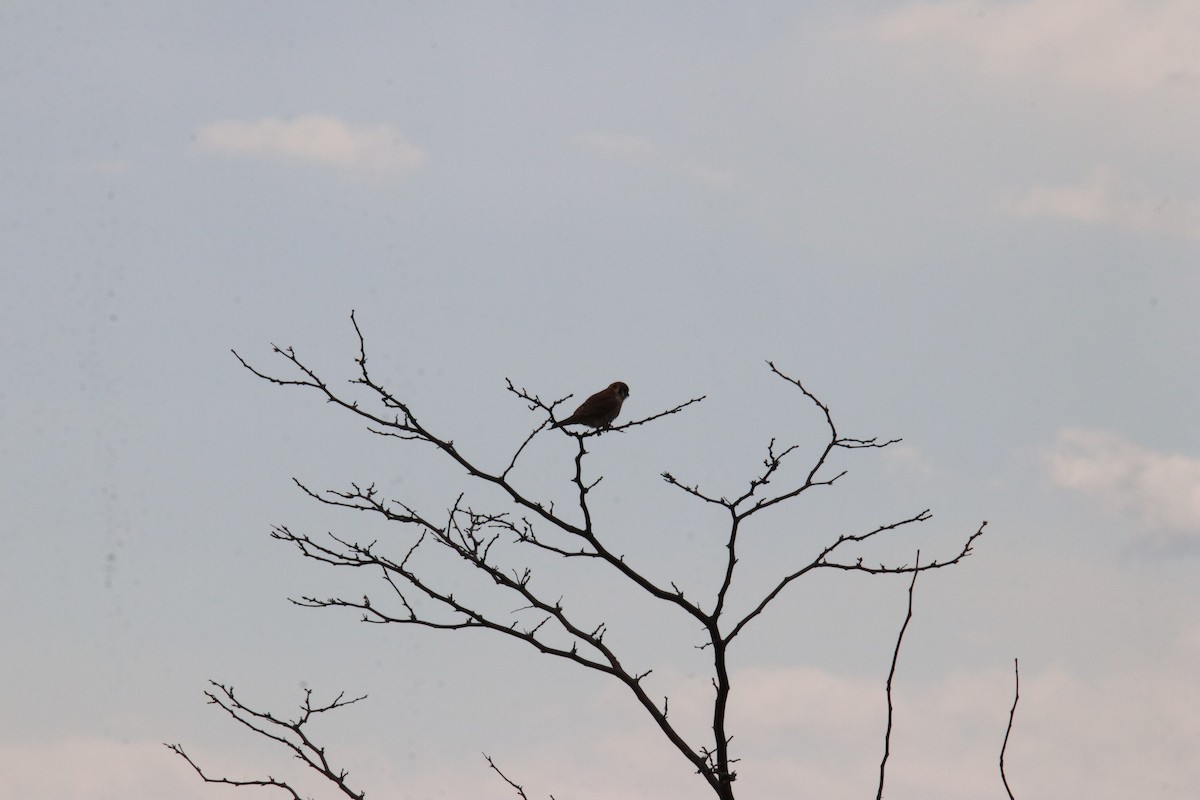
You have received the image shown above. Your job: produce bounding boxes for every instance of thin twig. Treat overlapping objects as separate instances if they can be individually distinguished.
[877,551,920,800]
[484,753,530,800]
[1000,657,1020,800]
[166,682,367,800]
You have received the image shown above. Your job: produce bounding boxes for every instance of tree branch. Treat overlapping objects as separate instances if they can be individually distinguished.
[166,682,366,800]
[484,753,531,800]
[1000,657,1020,800]
[726,516,984,644]
[235,313,709,625]
[876,552,920,800]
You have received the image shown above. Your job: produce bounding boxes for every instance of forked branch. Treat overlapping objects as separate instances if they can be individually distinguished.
[166,682,366,800]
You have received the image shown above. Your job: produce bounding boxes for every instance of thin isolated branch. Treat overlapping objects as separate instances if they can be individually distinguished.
[1000,658,1020,800]
[818,519,987,575]
[166,744,305,800]
[876,552,920,800]
[505,378,575,420]
[166,681,367,800]
[600,394,707,432]
[485,753,559,800]
[484,753,529,800]
[503,420,552,480]
[501,378,573,479]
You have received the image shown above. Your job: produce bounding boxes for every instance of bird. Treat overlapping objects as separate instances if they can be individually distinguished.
[553,381,630,429]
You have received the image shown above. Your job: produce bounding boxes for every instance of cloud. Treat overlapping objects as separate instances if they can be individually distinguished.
[1047,428,1200,533]
[736,662,1200,798]
[871,0,1200,93]
[582,659,1200,799]
[1003,165,1200,239]
[1,735,394,800]
[195,114,427,176]
[12,657,1197,800]
[0,738,204,798]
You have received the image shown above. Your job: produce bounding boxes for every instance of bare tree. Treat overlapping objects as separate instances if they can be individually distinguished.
[169,313,990,799]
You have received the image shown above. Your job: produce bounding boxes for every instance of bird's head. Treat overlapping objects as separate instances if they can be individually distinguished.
[609,381,630,401]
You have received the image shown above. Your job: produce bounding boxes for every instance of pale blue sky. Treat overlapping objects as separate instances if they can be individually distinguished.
[2,2,1198,798]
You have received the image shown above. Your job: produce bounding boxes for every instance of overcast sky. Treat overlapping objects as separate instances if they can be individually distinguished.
[2,2,1198,798]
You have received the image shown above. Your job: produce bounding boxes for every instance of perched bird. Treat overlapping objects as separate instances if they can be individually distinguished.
[553,381,630,429]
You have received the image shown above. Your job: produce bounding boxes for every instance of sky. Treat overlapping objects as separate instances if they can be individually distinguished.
[2,1,1198,797]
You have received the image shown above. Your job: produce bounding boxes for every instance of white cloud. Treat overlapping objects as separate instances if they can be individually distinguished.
[742,662,1200,798]
[580,660,1200,799]
[195,114,427,176]
[1047,428,1200,533]
[718,666,1004,799]
[1009,662,1200,797]
[11,657,1197,800]
[0,738,202,799]
[872,0,1200,93]
[1004,165,1200,239]
[1,735,397,800]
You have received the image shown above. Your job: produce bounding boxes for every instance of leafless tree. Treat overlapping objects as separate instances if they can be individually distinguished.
[169,312,994,799]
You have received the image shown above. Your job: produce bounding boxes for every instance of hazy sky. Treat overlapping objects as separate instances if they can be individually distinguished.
[2,2,1198,798]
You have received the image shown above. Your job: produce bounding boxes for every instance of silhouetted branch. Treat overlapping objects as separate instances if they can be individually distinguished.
[501,379,574,478]
[726,516,984,643]
[661,471,730,507]
[483,753,560,800]
[605,395,707,432]
[877,553,920,800]
[166,682,366,800]
[1001,658,1020,800]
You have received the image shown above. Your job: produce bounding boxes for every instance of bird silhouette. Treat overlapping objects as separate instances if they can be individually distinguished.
[553,381,630,429]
